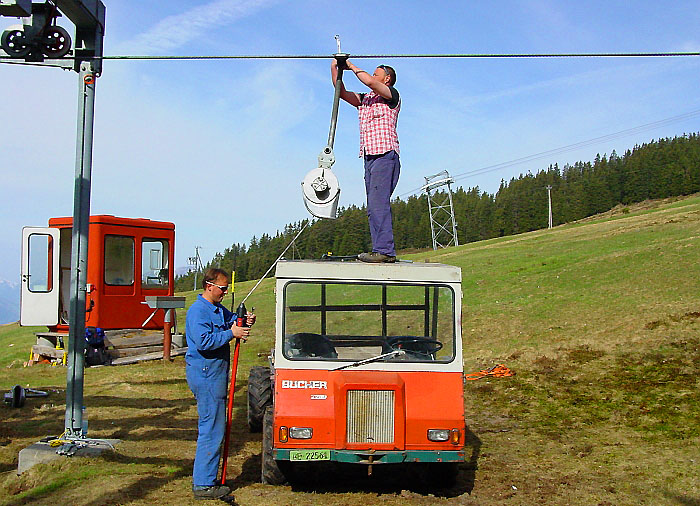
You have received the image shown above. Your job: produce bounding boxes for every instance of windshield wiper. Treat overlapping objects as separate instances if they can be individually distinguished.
[332,349,406,371]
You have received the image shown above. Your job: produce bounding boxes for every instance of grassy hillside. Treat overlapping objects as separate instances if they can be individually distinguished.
[0,194,698,505]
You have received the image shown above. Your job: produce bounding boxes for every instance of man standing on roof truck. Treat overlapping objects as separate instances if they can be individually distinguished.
[185,267,256,501]
[332,59,401,263]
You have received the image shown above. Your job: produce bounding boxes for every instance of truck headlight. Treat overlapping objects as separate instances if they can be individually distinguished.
[289,427,313,439]
[427,429,450,442]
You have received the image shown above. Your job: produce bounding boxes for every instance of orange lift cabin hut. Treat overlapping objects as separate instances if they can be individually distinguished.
[21,215,175,331]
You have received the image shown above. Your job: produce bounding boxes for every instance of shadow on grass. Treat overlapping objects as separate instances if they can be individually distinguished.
[1,453,194,506]
[663,490,700,506]
[1,378,261,504]
[229,426,482,499]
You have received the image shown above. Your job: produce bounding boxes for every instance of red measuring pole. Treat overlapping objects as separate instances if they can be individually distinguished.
[220,302,247,486]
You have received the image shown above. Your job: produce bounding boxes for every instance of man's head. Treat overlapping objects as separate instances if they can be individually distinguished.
[374,64,396,86]
[202,267,230,304]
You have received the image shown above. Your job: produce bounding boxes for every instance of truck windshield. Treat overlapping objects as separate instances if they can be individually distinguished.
[283,281,455,363]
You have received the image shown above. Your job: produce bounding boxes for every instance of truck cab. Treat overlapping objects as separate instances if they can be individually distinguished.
[248,260,465,485]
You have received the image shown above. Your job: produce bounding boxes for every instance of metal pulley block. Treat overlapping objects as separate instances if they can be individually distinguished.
[301,35,348,220]
[302,166,340,219]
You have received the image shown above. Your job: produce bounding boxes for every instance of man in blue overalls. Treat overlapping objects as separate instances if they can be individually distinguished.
[185,267,255,500]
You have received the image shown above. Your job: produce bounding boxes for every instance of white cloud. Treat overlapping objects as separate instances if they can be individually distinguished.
[115,0,282,54]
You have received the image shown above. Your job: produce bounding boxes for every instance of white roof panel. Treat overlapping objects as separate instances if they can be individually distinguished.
[275,259,461,283]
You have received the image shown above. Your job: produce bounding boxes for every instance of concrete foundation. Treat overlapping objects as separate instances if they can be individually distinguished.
[17,439,121,474]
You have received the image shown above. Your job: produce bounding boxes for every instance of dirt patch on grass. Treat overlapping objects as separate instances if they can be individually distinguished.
[645,310,700,330]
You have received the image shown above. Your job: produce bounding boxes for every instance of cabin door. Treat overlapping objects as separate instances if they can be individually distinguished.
[20,227,60,326]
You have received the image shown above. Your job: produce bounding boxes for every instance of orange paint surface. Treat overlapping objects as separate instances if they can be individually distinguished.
[48,215,175,331]
[273,368,465,451]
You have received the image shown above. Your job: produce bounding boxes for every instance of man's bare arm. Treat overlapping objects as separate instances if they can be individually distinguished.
[331,59,362,107]
[345,60,392,100]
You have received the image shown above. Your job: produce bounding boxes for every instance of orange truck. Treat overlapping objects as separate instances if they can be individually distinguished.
[247,260,465,485]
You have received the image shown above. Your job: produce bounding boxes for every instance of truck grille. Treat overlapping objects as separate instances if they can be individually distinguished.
[346,390,395,444]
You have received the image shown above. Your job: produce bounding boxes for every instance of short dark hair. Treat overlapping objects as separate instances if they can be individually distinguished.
[378,65,396,86]
[202,267,230,290]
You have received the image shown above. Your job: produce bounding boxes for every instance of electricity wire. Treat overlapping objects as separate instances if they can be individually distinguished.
[397,108,700,198]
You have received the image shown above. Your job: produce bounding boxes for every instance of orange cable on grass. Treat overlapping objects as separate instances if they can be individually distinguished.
[465,364,515,380]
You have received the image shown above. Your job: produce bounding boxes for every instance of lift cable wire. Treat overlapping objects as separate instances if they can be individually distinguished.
[98,51,700,60]
[397,108,700,198]
[1,51,700,65]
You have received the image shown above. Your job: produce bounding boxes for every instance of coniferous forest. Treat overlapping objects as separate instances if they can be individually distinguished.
[175,133,700,290]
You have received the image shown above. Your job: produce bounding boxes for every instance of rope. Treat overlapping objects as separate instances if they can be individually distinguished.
[465,364,515,380]
[240,222,308,305]
[68,51,700,61]
[3,51,698,65]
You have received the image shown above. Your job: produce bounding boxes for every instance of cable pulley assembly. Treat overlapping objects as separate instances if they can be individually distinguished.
[301,35,347,219]
[0,1,72,61]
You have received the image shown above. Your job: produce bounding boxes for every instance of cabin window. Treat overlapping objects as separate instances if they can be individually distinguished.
[104,235,134,286]
[27,233,53,292]
[142,239,169,289]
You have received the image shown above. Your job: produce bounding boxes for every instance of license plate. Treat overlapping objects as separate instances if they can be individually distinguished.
[289,450,331,461]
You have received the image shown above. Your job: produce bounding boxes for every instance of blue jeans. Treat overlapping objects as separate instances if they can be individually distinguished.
[364,150,400,256]
[186,359,228,487]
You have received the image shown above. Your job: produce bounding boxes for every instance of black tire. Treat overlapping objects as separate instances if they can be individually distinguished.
[247,366,272,432]
[261,405,287,484]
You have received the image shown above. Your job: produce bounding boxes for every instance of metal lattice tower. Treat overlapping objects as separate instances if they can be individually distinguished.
[422,170,459,250]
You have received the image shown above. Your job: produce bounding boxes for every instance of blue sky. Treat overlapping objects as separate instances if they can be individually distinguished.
[1,0,699,282]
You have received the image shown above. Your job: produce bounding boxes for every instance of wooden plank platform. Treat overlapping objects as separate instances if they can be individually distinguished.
[30,328,187,367]
[31,345,67,360]
[110,347,187,366]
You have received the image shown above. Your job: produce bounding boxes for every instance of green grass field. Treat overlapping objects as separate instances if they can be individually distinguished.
[1,194,698,505]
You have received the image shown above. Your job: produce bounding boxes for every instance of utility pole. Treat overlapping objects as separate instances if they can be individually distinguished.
[188,246,203,290]
[422,170,459,250]
[546,185,553,229]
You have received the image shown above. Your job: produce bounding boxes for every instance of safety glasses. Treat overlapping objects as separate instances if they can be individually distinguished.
[206,281,229,293]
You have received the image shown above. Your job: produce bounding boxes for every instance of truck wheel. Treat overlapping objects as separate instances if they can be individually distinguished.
[248,366,272,432]
[262,405,287,484]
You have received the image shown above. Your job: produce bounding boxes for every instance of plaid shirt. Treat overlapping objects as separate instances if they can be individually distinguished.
[357,90,400,156]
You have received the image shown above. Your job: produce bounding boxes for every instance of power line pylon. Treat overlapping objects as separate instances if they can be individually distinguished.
[422,170,459,250]
[188,246,204,290]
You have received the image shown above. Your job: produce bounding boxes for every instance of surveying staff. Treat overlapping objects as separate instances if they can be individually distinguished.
[332,59,401,263]
[185,267,255,501]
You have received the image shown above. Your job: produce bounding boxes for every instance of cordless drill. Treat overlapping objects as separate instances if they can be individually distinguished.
[235,302,248,328]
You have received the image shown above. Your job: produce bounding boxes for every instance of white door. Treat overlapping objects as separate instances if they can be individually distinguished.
[20,227,60,326]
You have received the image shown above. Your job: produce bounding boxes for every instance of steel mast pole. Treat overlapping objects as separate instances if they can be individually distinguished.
[64,61,97,438]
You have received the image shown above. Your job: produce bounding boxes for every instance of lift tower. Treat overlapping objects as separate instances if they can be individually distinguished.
[422,170,459,250]
[1,0,105,439]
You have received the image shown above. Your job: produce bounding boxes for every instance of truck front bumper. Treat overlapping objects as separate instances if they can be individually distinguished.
[273,448,464,464]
